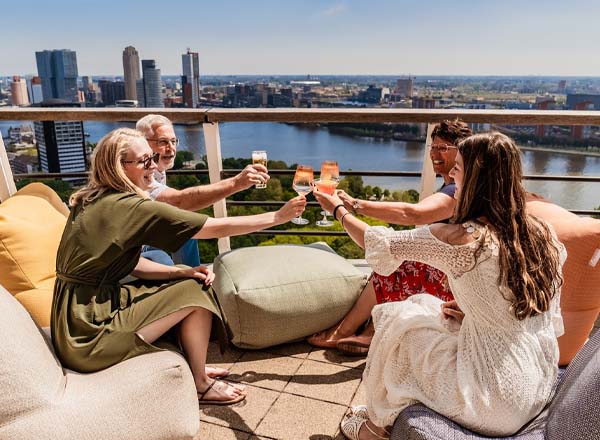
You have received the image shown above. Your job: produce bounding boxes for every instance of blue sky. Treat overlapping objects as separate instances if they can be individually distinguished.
[2,0,599,76]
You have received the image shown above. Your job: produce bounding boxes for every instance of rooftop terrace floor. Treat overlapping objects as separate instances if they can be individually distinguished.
[196,339,366,440]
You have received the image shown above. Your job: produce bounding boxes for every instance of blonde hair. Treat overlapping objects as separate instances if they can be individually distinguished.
[69,128,148,207]
[135,114,173,139]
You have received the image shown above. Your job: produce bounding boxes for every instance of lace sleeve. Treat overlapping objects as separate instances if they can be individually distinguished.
[365,225,480,278]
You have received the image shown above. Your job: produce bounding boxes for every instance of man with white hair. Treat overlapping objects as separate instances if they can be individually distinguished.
[136,114,270,266]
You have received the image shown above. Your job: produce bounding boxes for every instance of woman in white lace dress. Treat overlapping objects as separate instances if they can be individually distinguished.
[314,132,566,440]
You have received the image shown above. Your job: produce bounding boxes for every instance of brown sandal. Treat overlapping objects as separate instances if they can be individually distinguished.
[197,379,246,406]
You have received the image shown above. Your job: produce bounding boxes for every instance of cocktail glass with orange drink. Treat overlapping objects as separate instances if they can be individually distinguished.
[315,161,340,227]
[291,165,314,225]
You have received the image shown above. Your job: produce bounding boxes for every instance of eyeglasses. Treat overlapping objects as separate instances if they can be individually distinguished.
[146,138,179,148]
[121,152,160,169]
[429,144,457,153]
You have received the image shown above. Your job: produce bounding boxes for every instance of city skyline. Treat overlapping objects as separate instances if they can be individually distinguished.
[2,0,600,76]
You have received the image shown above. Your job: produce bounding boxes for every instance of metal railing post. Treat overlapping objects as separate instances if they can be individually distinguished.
[0,136,17,202]
[419,123,436,201]
[202,121,231,253]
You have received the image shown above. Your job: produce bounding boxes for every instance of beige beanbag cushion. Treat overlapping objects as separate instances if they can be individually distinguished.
[212,243,367,349]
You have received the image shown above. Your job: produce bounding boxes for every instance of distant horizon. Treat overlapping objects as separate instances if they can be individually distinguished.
[5,73,600,80]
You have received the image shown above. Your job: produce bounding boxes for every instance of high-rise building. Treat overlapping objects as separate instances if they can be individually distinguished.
[181,49,200,108]
[10,76,29,106]
[136,60,163,107]
[35,49,79,102]
[27,77,44,104]
[34,100,87,175]
[122,46,141,101]
[395,78,414,98]
[98,80,126,105]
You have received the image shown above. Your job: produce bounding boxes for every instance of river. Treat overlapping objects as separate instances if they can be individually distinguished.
[2,120,599,210]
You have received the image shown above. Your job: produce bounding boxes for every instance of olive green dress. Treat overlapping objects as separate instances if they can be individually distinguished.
[51,192,222,373]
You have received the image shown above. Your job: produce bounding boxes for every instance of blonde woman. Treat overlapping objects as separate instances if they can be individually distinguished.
[51,128,306,405]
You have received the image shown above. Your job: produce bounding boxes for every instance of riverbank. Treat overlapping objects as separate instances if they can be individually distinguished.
[519,146,600,157]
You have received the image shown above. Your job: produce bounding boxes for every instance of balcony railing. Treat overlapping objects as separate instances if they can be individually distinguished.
[1,108,599,253]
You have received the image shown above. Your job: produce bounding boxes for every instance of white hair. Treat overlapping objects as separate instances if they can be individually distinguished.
[135,114,173,139]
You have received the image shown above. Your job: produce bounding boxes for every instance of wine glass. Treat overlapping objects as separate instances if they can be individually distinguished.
[252,150,268,189]
[291,165,314,225]
[316,161,340,227]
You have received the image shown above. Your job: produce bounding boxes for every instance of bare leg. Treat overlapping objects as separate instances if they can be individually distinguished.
[137,307,244,402]
[308,277,378,348]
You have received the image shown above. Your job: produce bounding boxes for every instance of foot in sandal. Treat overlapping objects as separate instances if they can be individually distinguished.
[197,379,246,406]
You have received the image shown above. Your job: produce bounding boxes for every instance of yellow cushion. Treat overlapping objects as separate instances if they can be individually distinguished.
[0,187,67,295]
[13,278,55,327]
[528,199,600,365]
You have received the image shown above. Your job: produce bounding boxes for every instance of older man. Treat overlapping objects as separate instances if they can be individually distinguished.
[136,114,269,266]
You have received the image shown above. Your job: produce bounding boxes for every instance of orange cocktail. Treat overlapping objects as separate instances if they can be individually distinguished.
[316,179,338,195]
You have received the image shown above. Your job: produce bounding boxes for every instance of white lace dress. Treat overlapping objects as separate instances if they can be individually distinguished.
[363,224,566,436]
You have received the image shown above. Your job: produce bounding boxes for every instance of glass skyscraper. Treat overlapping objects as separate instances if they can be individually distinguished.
[35,49,79,103]
[136,60,163,108]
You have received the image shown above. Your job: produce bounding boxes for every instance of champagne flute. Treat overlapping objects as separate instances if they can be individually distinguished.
[316,161,340,227]
[291,165,314,225]
[252,150,268,189]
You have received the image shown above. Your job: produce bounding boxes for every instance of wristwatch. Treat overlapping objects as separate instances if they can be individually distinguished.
[352,199,360,215]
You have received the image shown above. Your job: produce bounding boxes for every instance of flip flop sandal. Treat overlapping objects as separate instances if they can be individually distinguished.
[197,379,246,406]
[336,338,370,356]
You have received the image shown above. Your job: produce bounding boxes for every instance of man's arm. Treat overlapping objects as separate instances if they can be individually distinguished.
[156,164,269,211]
[341,191,455,225]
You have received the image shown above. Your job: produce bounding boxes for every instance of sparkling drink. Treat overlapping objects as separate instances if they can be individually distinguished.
[316,179,337,195]
[316,161,340,227]
[291,165,314,225]
[252,150,268,188]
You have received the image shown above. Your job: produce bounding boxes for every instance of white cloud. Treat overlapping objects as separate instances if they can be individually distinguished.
[319,3,347,17]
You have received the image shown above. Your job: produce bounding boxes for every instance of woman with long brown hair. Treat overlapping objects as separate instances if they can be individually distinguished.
[314,132,565,439]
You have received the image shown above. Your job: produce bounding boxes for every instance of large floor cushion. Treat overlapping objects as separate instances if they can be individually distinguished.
[527,198,600,365]
[0,183,68,326]
[212,243,367,349]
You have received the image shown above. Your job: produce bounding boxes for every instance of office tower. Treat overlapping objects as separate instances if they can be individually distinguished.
[396,78,413,98]
[122,46,141,101]
[35,49,79,102]
[34,100,87,175]
[27,77,43,104]
[10,76,29,106]
[98,80,126,105]
[181,49,200,108]
[136,60,163,107]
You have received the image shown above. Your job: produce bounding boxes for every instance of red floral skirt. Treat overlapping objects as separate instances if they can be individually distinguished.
[371,261,454,304]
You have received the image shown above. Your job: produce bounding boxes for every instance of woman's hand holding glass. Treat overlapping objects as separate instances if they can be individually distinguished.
[275,195,308,224]
[313,189,344,219]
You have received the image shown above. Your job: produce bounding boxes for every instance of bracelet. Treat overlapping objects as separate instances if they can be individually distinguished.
[340,212,351,228]
[332,204,345,221]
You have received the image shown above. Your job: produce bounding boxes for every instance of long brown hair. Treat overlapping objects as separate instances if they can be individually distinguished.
[69,128,148,207]
[453,132,562,320]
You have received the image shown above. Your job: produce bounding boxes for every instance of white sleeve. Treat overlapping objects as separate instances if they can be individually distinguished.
[365,225,479,278]
[148,181,169,201]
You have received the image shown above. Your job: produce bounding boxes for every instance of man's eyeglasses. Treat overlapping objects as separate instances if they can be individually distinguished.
[146,138,180,148]
[121,153,160,169]
[429,144,457,153]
